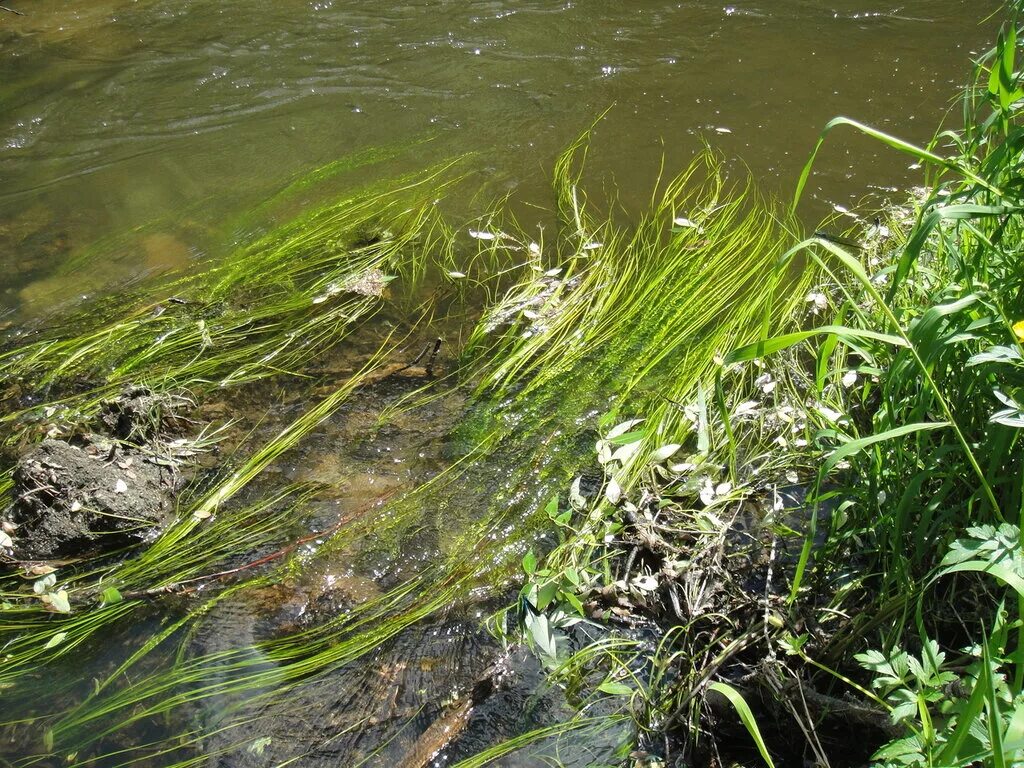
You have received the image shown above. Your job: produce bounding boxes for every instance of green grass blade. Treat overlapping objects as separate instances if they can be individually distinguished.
[708,682,777,768]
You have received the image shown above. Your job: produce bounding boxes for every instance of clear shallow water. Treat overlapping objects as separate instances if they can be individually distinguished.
[0,0,998,317]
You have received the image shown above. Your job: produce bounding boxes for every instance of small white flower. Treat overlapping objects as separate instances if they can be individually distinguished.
[528,242,541,255]
[794,438,808,448]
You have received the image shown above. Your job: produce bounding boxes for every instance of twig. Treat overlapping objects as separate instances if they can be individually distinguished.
[0,5,25,15]
[425,337,442,376]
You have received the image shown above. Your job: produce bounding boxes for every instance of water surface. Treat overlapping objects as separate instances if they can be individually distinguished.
[0,0,998,316]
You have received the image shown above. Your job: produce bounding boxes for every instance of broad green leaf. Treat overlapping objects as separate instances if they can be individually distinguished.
[522,550,537,575]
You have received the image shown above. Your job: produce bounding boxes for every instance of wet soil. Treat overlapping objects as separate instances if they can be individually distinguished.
[2,387,192,560]
[5,433,179,560]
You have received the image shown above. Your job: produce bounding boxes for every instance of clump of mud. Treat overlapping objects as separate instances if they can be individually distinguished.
[2,387,193,561]
[4,434,180,560]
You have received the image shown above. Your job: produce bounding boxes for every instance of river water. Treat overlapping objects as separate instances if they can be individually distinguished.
[0,0,998,318]
[0,2,1001,766]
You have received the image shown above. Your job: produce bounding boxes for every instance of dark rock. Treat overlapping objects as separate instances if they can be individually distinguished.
[5,434,180,559]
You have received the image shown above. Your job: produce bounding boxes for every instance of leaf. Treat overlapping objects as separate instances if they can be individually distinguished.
[605,477,622,505]
[44,631,68,650]
[247,737,273,756]
[544,496,560,520]
[607,431,643,446]
[101,587,123,605]
[569,477,586,511]
[606,419,644,440]
[967,345,1022,367]
[522,550,537,576]
[536,581,558,611]
[47,590,71,614]
[524,610,556,660]
[726,325,907,365]
[823,421,950,474]
[708,682,777,768]
[939,559,1024,599]
[651,443,681,463]
[610,440,642,466]
[597,681,633,696]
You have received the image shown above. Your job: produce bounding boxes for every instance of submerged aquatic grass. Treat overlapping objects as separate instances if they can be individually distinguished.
[1,128,819,766]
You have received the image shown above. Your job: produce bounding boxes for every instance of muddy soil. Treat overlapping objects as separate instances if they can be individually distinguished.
[1,386,195,560]
[4,433,180,560]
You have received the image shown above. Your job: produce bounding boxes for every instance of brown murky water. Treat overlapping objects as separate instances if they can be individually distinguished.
[0,0,998,317]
